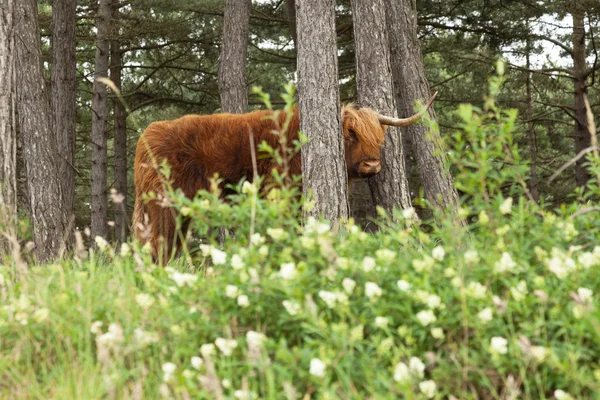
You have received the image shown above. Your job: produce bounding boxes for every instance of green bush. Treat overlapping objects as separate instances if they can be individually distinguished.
[1,77,599,399]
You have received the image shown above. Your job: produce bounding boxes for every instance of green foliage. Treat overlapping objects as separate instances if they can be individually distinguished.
[2,83,600,398]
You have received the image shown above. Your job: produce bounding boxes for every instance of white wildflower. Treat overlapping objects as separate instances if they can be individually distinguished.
[444,267,456,278]
[413,256,435,272]
[393,362,410,384]
[279,262,297,280]
[226,285,240,298]
[416,310,436,326]
[464,250,480,265]
[237,294,250,308]
[231,254,244,270]
[97,323,124,346]
[199,244,213,257]
[402,207,416,220]
[477,307,493,324]
[342,278,356,294]
[426,294,442,309]
[409,357,425,378]
[466,281,487,299]
[530,346,549,363]
[397,279,411,292]
[336,257,350,270]
[419,380,437,399]
[451,276,462,288]
[266,227,286,241]
[554,390,574,400]
[94,236,109,250]
[494,252,517,274]
[374,316,389,329]
[510,280,528,301]
[250,233,265,246]
[376,249,396,263]
[365,282,383,299]
[318,290,338,308]
[191,356,203,370]
[490,336,508,355]
[210,247,227,265]
[241,181,257,194]
[309,358,326,377]
[119,242,131,257]
[32,308,49,323]
[162,362,176,382]
[577,287,593,303]
[431,327,445,339]
[282,300,301,316]
[362,256,376,272]
[90,321,103,335]
[499,197,513,214]
[215,338,238,356]
[133,328,159,345]
[246,331,266,348]
[200,343,215,357]
[135,293,155,309]
[171,272,198,287]
[432,246,445,261]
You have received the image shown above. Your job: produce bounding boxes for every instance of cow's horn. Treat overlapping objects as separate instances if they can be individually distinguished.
[377,91,438,127]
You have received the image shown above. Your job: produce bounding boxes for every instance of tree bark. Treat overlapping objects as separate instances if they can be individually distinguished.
[285,0,297,48]
[15,0,66,261]
[52,0,77,235]
[525,38,539,202]
[111,2,128,243]
[386,0,461,213]
[91,0,112,240]
[0,0,17,256]
[351,0,412,213]
[572,2,591,188]
[296,0,349,222]
[219,0,251,114]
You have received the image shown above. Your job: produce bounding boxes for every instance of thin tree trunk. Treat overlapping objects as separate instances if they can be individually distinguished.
[219,0,251,114]
[111,2,128,243]
[386,0,461,214]
[285,0,297,48]
[351,0,412,214]
[0,0,17,256]
[572,2,591,188]
[15,0,66,261]
[525,38,539,202]
[52,0,77,236]
[296,0,349,222]
[91,0,112,240]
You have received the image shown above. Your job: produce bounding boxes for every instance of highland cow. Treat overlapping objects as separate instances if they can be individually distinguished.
[133,94,436,263]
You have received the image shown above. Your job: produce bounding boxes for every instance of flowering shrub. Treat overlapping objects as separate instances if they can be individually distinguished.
[0,80,599,399]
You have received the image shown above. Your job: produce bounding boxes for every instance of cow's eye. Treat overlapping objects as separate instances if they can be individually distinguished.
[348,129,358,140]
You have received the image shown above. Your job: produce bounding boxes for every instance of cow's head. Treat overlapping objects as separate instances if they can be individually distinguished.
[341,92,437,179]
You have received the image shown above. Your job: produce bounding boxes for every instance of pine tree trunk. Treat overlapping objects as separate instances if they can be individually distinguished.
[572,3,591,188]
[525,40,539,202]
[285,0,297,48]
[91,0,112,240]
[52,0,77,235]
[351,0,412,215]
[386,0,461,213]
[219,0,251,114]
[296,0,349,221]
[0,0,17,256]
[111,3,128,243]
[15,0,66,261]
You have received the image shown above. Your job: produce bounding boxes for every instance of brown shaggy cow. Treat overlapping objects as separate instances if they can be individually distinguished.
[133,94,436,262]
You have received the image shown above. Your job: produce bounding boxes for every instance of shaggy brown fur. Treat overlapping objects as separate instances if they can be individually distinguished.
[133,105,388,263]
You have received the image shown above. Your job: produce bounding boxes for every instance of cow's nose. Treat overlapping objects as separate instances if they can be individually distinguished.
[365,160,380,169]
